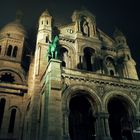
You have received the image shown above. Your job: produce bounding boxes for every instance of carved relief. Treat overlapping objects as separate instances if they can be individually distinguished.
[130,92,137,101]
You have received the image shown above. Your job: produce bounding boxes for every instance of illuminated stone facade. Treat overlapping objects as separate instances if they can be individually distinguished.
[0,9,140,140]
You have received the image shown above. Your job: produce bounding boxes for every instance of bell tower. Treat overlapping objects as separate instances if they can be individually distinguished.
[37,9,52,44]
[34,9,53,76]
[114,29,138,79]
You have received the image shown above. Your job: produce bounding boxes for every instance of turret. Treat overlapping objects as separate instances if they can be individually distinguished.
[114,29,138,80]
[34,10,53,76]
[37,9,52,44]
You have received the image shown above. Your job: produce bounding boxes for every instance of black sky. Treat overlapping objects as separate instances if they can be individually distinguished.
[0,0,140,76]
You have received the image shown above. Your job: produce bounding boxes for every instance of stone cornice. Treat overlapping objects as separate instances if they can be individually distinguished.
[0,83,27,96]
[62,68,140,90]
[59,36,75,43]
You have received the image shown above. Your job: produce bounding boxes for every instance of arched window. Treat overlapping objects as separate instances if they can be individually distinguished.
[127,55,130,60]
[83,47,95,71]
[46,20,48,25]
[60,47,69,68]
[105,57,116,76]
[0,98,6,129]
[110,70,114,76]
[7,45,12,56]
[46,36,49,43]
[8,108,16,133]
[12,46,18,57]
[62,61,66,67]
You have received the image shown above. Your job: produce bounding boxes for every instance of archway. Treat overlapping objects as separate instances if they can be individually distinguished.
[108,97,133,140]
[60,47,69,68]
[69,95,96,140]
[83,47,95,71]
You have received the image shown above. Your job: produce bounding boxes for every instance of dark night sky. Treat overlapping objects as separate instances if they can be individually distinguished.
[0,0,140,76]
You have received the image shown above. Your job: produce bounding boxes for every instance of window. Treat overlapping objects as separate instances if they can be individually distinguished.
[46,20,48,25]
[8,109,16,133]
[7,45,12,56]
[12,46,18,57]
[83,47,95,71]
[0,73,15,83]
[110,70,114,76]
[127,55,130,60]
[0,98,6,129]
[60,47,69,68]
[46,36,49,43]
[62,61,66,67]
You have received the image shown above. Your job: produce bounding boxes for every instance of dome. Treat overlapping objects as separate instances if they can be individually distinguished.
[40,9,51,17]
[0,20,26,36]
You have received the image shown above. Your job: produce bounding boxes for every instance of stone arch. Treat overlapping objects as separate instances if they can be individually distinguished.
[104,55,116,76]
[0,68,26,84]
[59,42,76,68]
[80,46,99,72]
[103,91,136,114]
[103,91,136,140]
[74,10,96,37]
[62,85,101,139]
[0,95,10,109]
[62,85,102,112]
[7,45,13,56]
[8,106,21,134]
[12,46,18,57]
[81,45,97,53]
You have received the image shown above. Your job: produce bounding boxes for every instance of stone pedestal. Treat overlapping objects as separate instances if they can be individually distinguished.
[45,59,62,140]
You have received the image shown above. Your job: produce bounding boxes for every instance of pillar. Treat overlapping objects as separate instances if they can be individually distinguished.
[46,59,62,140]
[63,111,70,140]
[96,112,111,140]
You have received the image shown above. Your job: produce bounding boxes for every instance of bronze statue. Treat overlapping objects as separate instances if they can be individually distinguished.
[47,36,59,59]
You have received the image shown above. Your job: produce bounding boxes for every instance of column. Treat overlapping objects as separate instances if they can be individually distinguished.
[97,112,111,140]
[79,53,84,69]
[63,111,70,140]
[104,113,111,137]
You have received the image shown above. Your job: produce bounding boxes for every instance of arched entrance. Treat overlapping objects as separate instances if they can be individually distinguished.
[69,95,96,140]
[108,96,133,140]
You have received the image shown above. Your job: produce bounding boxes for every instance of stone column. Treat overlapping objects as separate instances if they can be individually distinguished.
[79,54,84,69]
[104,113,111,137]
[91,55,95,71]
[63,111,70,140]
[96,112,111,140]
[133,115,140,140]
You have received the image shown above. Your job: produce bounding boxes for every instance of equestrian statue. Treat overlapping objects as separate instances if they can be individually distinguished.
[47,36,60,59]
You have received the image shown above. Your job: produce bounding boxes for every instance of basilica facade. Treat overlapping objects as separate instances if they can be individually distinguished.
[0,9,140,140]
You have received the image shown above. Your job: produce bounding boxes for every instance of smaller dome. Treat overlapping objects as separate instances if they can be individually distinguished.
[40,9,51,17]
[0,20,26,36]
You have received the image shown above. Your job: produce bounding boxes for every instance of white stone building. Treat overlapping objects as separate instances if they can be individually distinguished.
[0,9,140,140]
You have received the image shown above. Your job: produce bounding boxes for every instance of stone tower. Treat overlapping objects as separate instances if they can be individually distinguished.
[0,9,140,140]
[0,12,30,140]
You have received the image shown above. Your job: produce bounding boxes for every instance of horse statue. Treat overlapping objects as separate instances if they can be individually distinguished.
[47,36,59,59]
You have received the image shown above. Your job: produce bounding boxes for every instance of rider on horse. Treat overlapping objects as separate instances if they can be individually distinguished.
[47,35,59,59]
